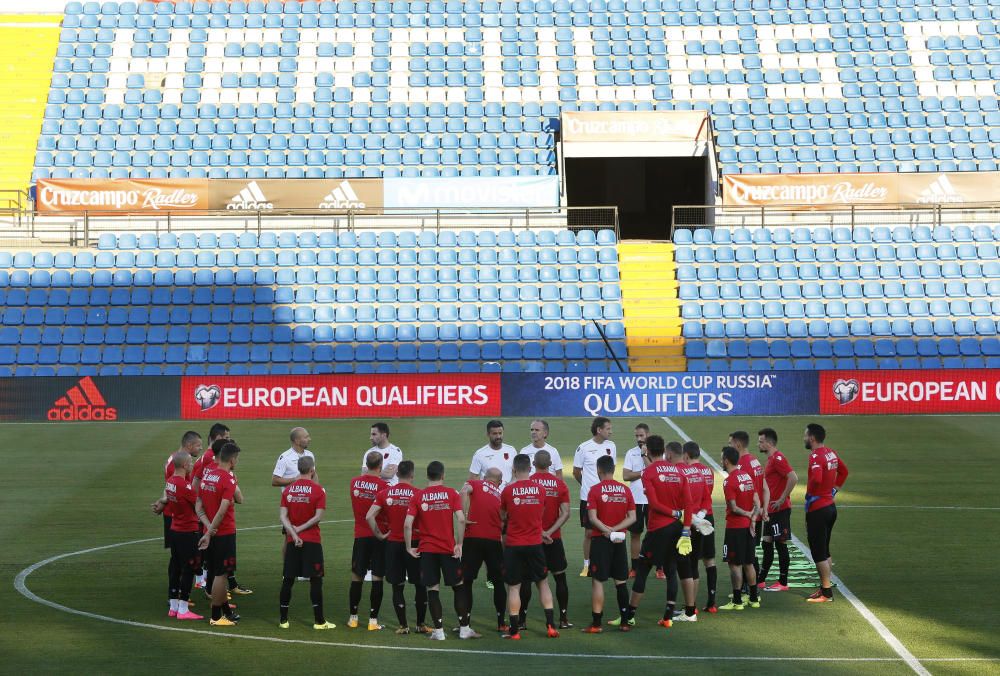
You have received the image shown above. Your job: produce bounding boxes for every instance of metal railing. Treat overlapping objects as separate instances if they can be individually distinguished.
[671,202,1000,236]
[0,205,619,247]
[0,190,30,230]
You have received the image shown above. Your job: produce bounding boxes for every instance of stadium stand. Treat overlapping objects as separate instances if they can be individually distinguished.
[0,228,627,376]
[676,225,1000,371]
[31,1,1000,181]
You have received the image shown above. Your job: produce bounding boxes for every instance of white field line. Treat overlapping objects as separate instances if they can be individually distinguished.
[17,519,988,664]
[660,416,932,676]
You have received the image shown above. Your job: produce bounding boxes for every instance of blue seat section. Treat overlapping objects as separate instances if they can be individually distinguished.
[677,225,1000,370]
[0,228,625,374]
[34,4,1000,181]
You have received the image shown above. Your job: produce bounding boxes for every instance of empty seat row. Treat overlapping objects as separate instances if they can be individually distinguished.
[676,242,1000,264]
[686,356,1000,372]
[686,336,1000,359]
[675,225,1000,245]
[0,300,623,326]
[0,359,622,377]
[682,317,1000,339]
[0,319,625,344]
[679,279,1000,302]
[677,260,1000,282]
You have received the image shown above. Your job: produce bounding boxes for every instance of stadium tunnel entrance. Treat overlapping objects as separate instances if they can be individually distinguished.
[560,110,717,240]
[565,155,709,240]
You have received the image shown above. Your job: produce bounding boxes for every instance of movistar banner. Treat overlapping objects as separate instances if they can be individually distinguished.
[500,372,821,417]
[383,176,560,208]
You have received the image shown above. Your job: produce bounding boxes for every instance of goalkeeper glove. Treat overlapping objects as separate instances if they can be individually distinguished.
[609,531,626,543]
[804,494,818,512]
[691,514,714,536]
[832,487,839,498]
[677,529,692,556]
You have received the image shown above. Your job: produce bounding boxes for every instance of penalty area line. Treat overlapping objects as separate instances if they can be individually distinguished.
[660,416,932,676]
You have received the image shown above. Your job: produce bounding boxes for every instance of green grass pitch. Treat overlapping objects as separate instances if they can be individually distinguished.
[2,415,998,675]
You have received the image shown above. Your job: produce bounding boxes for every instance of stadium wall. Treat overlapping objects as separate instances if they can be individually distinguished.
[6,370,1000,422]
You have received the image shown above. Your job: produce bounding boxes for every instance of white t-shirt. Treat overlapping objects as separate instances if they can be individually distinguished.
[623,445,647,504]
[519,443,563,474]
[573,438,617,500]
[273,447,315,480]
[469,443,517,486]
[361,443,403,486]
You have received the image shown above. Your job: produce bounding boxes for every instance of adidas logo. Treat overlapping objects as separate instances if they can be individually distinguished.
[47,376,118,421]
[319,180,367,209]
[226,181,273,210]
[915,174,964,204]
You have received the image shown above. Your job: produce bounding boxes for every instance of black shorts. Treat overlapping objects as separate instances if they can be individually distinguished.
[692,513,716,561]
[170,530,201,571]
[462,537,504,583]
[385,540,422,586]
[503,544,548,586]
[351,536,387,578]
[543,539,568,573]
[420,551,462,588]
[579,499,592,529]
[207,533,237,576]
[639,521,689,576]
[767,508,792,543]
[589,536,628,583]
[163,514,172,548]
[724,527,754,566]
[284,541,325,578]
[628,504,648,535]
[806,504,837,562]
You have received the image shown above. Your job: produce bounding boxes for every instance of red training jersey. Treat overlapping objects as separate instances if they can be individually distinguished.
[737,453,765,509]
[407,485,462,554]
[464,479,503,542]
[350,474,389,538]
[586,479,636,537]
[374,483,420,543]
[281,478,327,543]
[806,446,849,513]
[694,462,714,515]
[200,466,238,536]
[191,449,215,486]
[723,470,756,529]
[531,472,571,540]
[164,454,174,482]
[500,479,545,546]
[679,463,707,518]
[765,452,795,512]
[641,460,694,530]
[166,475,198,532]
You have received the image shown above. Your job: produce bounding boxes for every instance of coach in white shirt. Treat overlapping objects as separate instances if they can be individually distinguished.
[361,422,403,486]
[622,423,651,571]
[519,419,564,478]
[468,419,516,487]
[272,427,317,487]
[572,416,616,577]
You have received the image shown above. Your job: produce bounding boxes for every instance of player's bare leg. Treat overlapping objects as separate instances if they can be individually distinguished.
[426,583,446,640]
[535,578,559,637]
[702,556,718,611]
[743,563,759,607]
[721,562,745,610]
[580,531,592,576]
[584,577,604,633]
[504,583,522,639]
[629,532,641,577]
